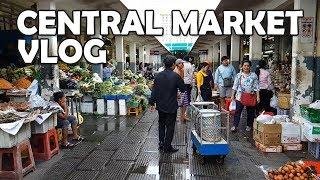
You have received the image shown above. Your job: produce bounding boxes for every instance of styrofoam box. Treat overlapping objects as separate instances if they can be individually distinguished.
[308,142,320,159]
[0,122,31,148]
[96,99,106,114]
[281,122,301,144]
[8,96,29,103]
[81,102,94,113]
[292,116,308,142]
[295,116,320,142]
[107,100,118,115]
[118,100,127,116]
[31,113,57,134]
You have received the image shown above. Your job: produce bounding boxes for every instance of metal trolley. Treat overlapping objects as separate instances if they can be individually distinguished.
[190,102,230,164]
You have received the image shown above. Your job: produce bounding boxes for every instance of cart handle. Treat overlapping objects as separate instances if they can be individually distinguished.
[190,102,218,111]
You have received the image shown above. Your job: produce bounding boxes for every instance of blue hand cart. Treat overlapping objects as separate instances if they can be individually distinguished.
[190,102,230,164]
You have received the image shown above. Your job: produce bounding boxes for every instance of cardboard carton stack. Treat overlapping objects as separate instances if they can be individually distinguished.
[253,120,282,153]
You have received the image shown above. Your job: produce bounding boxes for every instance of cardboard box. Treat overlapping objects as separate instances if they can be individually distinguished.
[253,120,282,146]
[281,122,301,144]
[118,99,127,116]
[107,100,118,115]
[282,144,303,151]
[96,99,105,114]
[255,141,282,153]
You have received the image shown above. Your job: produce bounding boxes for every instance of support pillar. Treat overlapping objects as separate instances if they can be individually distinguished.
[139,46,145,71]
[92,22,103,79]
[231,34,241,72]
[213,43,219,70]
[37,0,59,93]
[115,36,125,77]
[220,38,227,59]
[145,45,150,65]
[291,0,317,116]
[129,42,137,73]
[249,32,262,72]
[315,1,320,100]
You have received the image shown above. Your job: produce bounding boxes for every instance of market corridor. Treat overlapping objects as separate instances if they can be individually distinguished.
[24,110,310,180]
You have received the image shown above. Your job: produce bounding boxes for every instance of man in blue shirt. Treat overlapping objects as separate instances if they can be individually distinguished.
[214,56,237,109]
[149,55,185,153]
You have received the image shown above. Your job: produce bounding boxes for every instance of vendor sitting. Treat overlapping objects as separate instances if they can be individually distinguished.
[53,91,84,148]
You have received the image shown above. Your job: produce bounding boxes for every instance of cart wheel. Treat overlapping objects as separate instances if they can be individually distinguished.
[192,144,197,153]
[198,156,206,165]
[216,155,225,164]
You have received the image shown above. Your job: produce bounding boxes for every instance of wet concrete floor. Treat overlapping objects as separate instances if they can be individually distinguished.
[24,110,315,180]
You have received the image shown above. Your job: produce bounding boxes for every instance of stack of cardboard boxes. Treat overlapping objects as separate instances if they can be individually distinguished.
[253,119,302,153]
[253,120,282,152]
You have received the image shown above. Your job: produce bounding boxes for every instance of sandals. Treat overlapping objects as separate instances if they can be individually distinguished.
[61,142,74,149]
[73,136,84,142]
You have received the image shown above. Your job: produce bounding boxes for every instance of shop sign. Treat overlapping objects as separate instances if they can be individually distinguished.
[300,17,315,43]
[199,50,208,55]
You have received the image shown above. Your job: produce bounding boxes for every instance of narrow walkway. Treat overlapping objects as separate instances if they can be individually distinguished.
[25,110,312,180]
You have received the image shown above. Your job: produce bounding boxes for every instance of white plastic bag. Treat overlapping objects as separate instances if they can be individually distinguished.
[27,80,38,96]
[270,95,278,108]
[195,95,203,102]
[229,100,237,111]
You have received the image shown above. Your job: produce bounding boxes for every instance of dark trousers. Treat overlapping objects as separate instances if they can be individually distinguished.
[158,111,177,149]
[257,89,274,114]
[233,100,256,128]
[185,84,192,103]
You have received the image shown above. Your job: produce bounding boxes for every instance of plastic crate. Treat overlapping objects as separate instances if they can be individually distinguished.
[103,95,117,100]
[117,95,131,100]
[0,122,31,148]
[31,113,57,134]
[308,142,320,159]
[307,108,320,123]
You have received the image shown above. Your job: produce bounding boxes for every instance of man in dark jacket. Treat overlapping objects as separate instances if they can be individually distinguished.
[149,55,185,153]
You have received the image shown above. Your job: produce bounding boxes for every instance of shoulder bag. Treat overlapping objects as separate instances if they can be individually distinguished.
[239,74,257,107]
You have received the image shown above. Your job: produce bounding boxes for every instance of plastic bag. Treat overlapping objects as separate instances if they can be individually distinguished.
[195,95,203,102]
[270,95,278,108]
[229,100,236,111]
[27,80,38,96]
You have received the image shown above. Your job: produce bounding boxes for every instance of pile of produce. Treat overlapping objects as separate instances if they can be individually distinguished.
[0,66,35,83]
[13,77,32,89]
[0,102,30,111]
[266,162,318,180]
[0,78,13,90]
[0,113,22,123]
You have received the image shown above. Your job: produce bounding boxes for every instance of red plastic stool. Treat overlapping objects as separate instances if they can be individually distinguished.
[31,128,60,161]
[0,139,35,180]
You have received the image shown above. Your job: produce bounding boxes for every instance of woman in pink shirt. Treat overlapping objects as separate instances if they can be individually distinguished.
[255,60,275,115]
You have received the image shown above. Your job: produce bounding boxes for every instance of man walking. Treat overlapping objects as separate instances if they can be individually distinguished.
[214,56,237,108]
[149,55,185,153]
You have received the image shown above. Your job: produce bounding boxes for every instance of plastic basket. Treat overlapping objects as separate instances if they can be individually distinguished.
[278,93,290,110]
[307,108,320,123]
[128,101,140,108]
